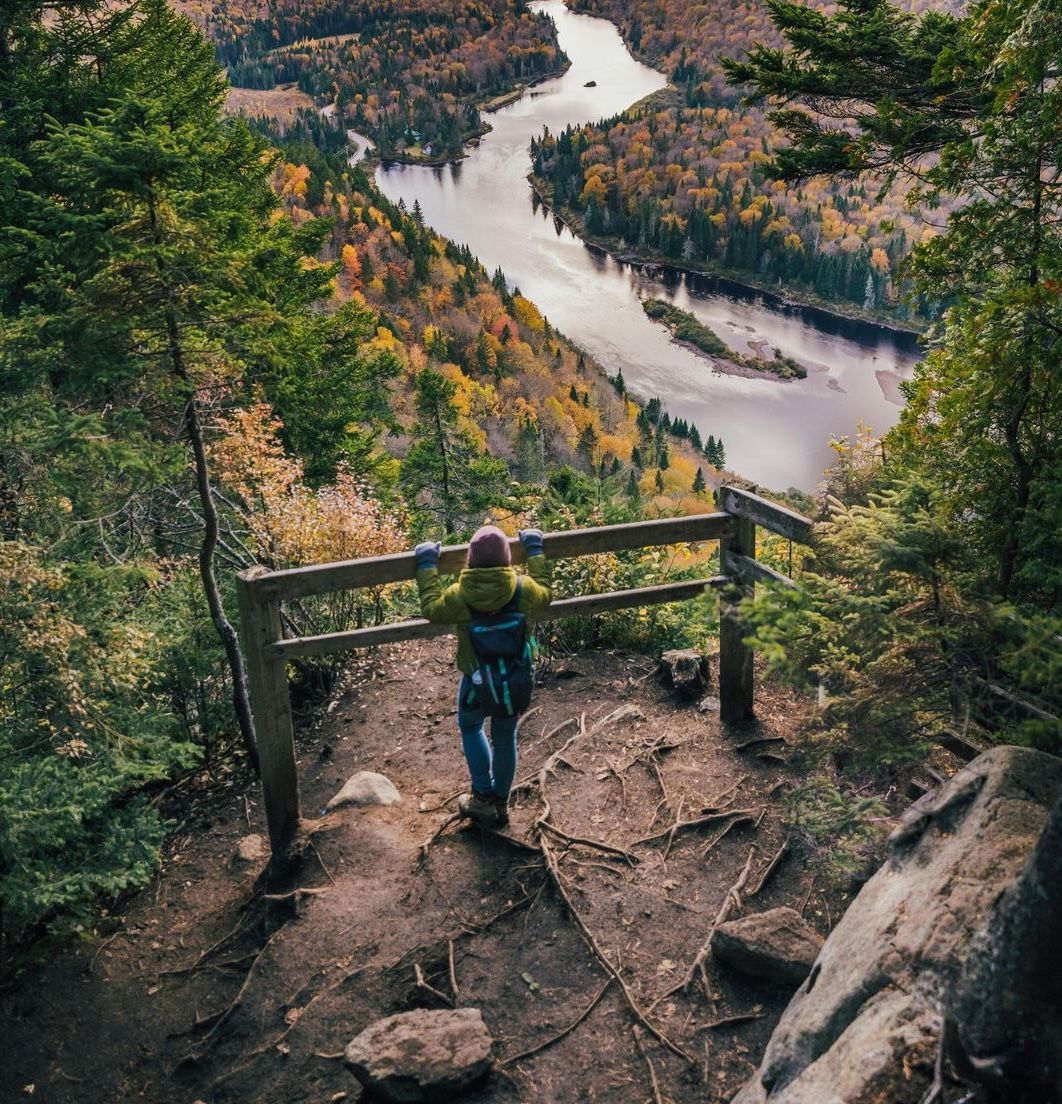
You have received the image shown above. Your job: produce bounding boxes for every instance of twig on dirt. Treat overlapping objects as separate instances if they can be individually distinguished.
[89,930,123,974]
[652,845,758,1008]
[419,788,464,813]
[602,756,629,808]
[800,877,817,917]
[414,963,455,1007]
[420,812,462,858]
[633,1027,665,1104]
[748,837,791,898]
[733,735,787,752]
[635,808,758,848]
[313,1051,344,1060]
[702,774,749,812]
[194,924,286,1049]
[498,977,614,1068]
[700,815,755,860]
[540,820,638,865]
[157,908,254,977]
[310,842,336,886]
[663,797,685,861]
[510,715,585,796]
[563,856,628,879]
[460,887,542,936]
[243,793,252,828]
[695,1011,765,1032]
[448,940,460,1002]
[207,963,371,1089]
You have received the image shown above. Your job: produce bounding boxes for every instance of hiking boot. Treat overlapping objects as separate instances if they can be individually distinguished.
[492,795,511,828]
[458,791,501,827]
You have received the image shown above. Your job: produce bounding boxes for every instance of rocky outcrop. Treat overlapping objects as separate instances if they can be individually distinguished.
[730,746,1062,1104]
[327,770,402,811]
[344,1008,493,1102]
[712,907,822,987]
[660,649,711,700]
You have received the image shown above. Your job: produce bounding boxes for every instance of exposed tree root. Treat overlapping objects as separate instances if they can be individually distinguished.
[414,962,455,1007]
[634,808,759,849]
[734,735,787,752]
[748,836,791,898]
[498,977,614,1068]
[634,1026,666,1104]
[652,845,759,1008]
[700,815,755,860]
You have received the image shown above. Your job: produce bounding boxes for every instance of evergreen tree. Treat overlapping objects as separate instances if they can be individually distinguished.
[401,368,510,534]
[654,469,665,494]
[693,467,706,494]
[626,469,641,501]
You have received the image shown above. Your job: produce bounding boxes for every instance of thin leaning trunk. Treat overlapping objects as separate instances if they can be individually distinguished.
[166,308,260,774]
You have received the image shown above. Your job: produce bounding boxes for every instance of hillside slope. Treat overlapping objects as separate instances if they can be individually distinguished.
[3,644,849,1104]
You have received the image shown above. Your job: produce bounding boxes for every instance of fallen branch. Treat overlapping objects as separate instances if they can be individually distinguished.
[634,808,759,848]
[695,1011,765,1032]
[747,837,791,898]
[448,940,460,1001]
[414,962,455,1007]
[498,977,614,1068]
[420,811,461,858]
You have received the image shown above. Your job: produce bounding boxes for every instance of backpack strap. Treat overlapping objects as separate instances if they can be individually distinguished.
[502,577,522,615]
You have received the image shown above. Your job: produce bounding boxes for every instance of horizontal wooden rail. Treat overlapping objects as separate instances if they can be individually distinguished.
[723,550,799,590]
[720,486,813,544]
[274,576,726,659]
[248,513,733,601]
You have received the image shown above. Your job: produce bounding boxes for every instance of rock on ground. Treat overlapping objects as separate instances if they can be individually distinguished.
[712,907,822,987]
[660,649,711,700]
[344,1007,493,1103]
[327,770,402,811]
[730,746,1062,1104]
[232,834,268,864]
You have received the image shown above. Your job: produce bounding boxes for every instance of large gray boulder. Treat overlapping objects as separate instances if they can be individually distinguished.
[344,1007,493,1102]
[327,770,402,811]
[712,907,822,987]
[730,746,1062,1104]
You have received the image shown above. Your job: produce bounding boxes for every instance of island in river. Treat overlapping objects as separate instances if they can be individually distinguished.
[641,298,807,381]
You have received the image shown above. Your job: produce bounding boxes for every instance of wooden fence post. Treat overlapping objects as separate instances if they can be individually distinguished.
[236,566,300,851]
[719,514,756,723]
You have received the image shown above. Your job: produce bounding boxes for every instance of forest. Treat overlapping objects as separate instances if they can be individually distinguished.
[529,0,962,321]
[1,0,1061,1100]
[176,0,567,160]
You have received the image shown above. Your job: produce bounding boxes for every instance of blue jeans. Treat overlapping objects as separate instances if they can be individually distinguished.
[457,676,519,800]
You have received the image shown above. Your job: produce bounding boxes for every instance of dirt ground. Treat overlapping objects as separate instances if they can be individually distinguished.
[2,642,851,1104]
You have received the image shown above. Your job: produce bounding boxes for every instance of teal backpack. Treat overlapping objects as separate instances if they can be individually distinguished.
[465,580,537,718]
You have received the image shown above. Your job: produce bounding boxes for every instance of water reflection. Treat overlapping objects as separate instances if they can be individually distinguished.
[376,0,922,491]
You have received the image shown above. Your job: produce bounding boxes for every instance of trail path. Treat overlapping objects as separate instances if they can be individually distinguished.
[3,644,834,1104]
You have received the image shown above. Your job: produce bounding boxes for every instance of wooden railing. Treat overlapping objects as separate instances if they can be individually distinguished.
[236,485,813,849]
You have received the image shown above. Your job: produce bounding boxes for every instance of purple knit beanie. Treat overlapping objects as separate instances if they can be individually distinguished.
[467,525,512,568]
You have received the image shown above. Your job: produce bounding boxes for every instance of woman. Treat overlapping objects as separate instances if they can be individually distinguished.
[414,525,551,827]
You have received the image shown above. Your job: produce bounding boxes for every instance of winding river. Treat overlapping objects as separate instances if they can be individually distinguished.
[376,0,922,491]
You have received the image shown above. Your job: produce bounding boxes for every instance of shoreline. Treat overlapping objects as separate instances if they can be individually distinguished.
[527,175,924,341]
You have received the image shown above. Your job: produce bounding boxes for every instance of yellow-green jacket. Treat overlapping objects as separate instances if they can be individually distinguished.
[416,555,552,675]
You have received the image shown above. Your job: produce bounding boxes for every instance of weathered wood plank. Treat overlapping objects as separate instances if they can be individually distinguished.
[724,550,798,590]
[248,513,733,601]
[936,729,986,764]
[236,567,300,850]
[719,517,756,724]
[720,486,813,544]
[273,576,727,659]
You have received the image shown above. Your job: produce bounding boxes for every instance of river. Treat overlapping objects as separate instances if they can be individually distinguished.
[376,0,923,492]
